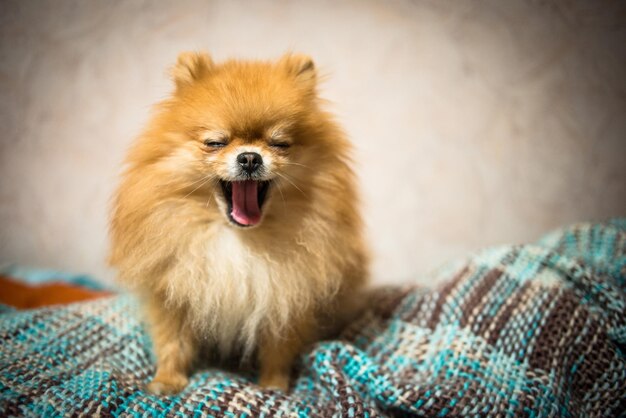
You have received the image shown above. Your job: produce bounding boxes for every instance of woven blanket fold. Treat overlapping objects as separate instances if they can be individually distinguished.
[1,220,625,417]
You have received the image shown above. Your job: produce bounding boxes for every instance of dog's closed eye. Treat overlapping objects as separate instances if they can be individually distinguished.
[269,142,291,149]
[204,140,227,148]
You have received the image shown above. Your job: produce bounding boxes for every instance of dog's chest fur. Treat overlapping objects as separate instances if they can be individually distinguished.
[166,224,329,356]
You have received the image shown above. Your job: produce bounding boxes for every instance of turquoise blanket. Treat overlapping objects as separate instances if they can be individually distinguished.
[1,221,625,417]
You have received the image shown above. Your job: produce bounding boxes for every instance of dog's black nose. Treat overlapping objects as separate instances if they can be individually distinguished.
[237,152,263,173]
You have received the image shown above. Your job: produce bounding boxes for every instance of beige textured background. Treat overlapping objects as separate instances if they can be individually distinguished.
[1,0,625,286]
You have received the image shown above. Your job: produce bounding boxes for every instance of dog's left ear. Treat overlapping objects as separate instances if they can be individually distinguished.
[171,51,213,90]
[280,54,316,89]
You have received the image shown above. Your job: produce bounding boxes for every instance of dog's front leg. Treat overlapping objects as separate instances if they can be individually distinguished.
[144,297,196,395]
[258,314,317,391]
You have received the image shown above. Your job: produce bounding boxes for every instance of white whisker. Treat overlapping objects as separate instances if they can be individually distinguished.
[282,162,313,170]
[166,172,217,193]
[275,182,287,211]
[205,179,219,209]
[275,172,306,197]
[182,174,215,199]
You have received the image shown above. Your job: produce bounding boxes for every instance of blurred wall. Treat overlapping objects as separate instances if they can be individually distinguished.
[1,0,625,286]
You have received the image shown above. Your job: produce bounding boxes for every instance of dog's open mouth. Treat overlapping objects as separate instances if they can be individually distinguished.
[220,180,270,227]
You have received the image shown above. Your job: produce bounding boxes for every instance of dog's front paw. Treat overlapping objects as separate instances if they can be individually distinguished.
[258,372,290,392]
[146,374,188,395]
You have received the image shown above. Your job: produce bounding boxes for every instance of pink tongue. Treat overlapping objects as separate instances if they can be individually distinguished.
[231,181,261,226]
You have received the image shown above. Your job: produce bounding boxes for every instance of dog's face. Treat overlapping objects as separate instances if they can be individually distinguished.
[200,125,287,227]
[150,53,329,228]
[197,118,305,228]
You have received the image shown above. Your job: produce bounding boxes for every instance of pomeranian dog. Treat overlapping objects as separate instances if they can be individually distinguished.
[109,52,369,394]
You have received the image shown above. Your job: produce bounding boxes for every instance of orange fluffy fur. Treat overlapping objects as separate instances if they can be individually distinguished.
[109,52,369,394]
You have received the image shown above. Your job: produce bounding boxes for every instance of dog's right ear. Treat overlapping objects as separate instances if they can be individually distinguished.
[171,51,213,90]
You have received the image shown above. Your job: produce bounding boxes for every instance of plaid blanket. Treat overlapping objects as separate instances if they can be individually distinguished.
[1,221,625,417]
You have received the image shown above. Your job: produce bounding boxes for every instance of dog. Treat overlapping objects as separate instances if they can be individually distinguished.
[109,52,369,394]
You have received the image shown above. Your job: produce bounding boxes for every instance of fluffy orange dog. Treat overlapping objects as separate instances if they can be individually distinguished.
[109,52,369,394]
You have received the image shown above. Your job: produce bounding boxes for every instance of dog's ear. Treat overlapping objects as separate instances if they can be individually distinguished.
[280,53,316,89]
[171,51,213,89]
